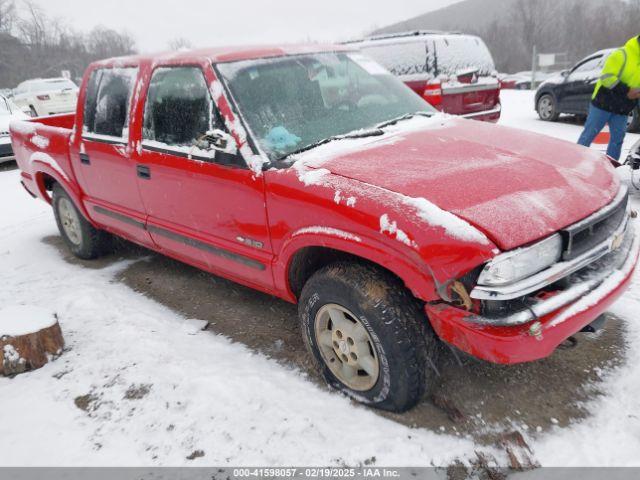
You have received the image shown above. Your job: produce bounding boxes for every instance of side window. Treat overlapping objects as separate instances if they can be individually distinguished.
[569,57,602,80]
[142,67,224,149]
[83,67,137,139]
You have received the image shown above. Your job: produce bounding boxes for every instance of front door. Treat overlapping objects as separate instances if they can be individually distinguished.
[133,65,274,291]
[559,55,605,114]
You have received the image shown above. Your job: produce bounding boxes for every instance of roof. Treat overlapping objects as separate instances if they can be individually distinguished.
[343,30,463,45]
[92,43,354,68]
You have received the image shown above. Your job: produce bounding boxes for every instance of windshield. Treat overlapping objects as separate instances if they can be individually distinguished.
[28,79,77,93]
[217,52,434,160]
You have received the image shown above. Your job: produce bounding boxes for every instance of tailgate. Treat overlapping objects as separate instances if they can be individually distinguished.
[442,81,500,115]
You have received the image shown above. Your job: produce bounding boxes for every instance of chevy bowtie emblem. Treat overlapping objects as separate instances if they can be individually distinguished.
[611,231,624,251]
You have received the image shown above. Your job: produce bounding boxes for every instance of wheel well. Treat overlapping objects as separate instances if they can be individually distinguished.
[41,173,56,191]
[536,90,553,104]
[287,246,407,300]
[36,172,57,202]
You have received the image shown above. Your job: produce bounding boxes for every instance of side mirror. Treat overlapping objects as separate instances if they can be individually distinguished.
[200,129,238,155]
[561,70,570,78]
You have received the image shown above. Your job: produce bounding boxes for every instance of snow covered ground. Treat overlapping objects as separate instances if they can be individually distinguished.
[0,90,639,467]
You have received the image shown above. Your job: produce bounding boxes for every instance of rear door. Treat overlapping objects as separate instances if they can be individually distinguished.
[72,67,154,247]
[558,55,605,114]
[132,64,274,290]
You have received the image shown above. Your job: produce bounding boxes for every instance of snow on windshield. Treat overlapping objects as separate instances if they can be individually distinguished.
[358,35,496,80]
[217,52,433,160]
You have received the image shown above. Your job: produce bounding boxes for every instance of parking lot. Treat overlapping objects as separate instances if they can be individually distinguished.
[1,90,640,467]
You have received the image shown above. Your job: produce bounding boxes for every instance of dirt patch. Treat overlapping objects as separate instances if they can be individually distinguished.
[44,235,628,447]
[124,383,152,400]
[186,449,205,460]
[74,393,100,412]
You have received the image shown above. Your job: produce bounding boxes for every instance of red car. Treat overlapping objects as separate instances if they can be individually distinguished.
[10,44,637,412]
[346,31,502,122]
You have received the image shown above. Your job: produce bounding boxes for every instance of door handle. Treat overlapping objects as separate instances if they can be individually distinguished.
[79,153,90,165]
[137,164,151,179]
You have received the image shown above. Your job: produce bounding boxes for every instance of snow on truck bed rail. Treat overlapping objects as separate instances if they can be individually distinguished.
[9,119,38,135]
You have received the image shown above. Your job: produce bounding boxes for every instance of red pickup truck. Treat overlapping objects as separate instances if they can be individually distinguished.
[10,45,638,412]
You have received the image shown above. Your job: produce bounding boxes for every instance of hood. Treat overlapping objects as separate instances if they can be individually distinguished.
[538,73,565,88]
[295,117,619,251]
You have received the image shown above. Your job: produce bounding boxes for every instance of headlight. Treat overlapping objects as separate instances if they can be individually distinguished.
[477,234,562,286]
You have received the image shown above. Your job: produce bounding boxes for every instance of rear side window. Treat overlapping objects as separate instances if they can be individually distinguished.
[83,68,137,139]
[142,67,223,148]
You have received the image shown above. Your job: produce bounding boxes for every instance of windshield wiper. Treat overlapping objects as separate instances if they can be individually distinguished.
[277,128,384,161]
[375,111,434,129]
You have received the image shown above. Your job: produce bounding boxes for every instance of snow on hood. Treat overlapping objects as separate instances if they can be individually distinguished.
[290,117,619,251]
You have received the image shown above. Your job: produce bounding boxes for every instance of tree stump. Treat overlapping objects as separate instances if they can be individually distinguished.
[0,306,64,376]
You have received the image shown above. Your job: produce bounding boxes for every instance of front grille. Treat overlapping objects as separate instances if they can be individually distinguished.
[561,190,628,261]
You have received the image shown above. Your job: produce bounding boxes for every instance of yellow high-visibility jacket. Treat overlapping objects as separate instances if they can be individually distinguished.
[592,36,640,115]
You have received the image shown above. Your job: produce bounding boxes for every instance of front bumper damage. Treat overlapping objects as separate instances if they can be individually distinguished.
[426,203,639,364]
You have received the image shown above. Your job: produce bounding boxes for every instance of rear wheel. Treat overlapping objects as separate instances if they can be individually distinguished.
[537,94,559,121]
[298,262,438,412]
[52,183,112,259]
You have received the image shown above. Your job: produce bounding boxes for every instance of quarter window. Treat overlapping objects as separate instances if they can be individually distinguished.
[83,68,137,139]
[142,67,224,148]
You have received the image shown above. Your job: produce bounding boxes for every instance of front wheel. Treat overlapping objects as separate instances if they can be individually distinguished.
[298,262,438,412]
[627,109,640,133]
[52,183,112,259]
[537,94,559,121]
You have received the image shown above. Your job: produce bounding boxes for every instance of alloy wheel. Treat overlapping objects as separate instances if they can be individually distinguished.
[314,303,380,391]
[58,197,82,246]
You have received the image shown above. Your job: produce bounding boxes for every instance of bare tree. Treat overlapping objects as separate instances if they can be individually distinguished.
[167,36,193,51]
[87,26,136,59]
[0,0,15,33]
[0,2,137,89]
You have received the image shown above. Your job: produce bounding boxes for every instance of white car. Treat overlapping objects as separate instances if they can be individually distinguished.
[0,95,28,163]
[11,78,78,117]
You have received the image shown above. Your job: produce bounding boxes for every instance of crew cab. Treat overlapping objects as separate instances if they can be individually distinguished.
[345,31,502,122]
[10,45,638,412]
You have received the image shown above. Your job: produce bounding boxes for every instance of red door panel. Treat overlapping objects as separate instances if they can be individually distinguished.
[75,138,154,247]
[135,148,274,290]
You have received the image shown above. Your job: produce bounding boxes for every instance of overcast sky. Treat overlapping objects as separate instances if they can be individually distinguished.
[30,0,462,53]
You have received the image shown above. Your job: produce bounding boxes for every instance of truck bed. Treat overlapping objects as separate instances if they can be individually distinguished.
[10,113,76,204]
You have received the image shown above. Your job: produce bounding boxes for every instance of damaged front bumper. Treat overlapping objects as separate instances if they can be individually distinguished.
[425,222,638,364]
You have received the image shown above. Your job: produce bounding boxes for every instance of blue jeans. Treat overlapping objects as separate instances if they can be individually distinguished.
[577,104,628,160]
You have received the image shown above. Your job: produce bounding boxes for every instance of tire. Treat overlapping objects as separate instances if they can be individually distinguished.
[627,109,640,133]
[298,262,438,412]
[52,183,112,259]
[537,94,559,121]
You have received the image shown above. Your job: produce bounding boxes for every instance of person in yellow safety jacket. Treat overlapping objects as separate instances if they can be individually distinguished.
[578,35,640,160]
